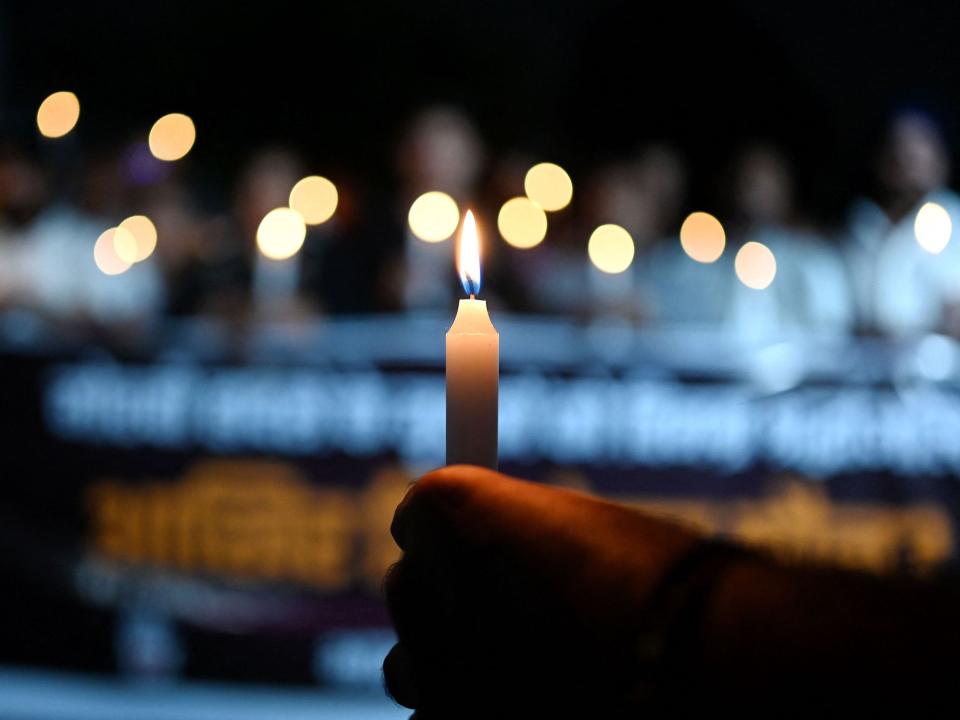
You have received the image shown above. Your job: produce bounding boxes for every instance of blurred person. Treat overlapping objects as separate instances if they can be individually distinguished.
[478,150,543,312]
[383,466,959,715]
[723,144,853,342]
[580,160,655,321]
[210,148,303,321]
[6,145,163,334]
[297,173,371,314]
[845,111,960,337]
[199,147,352,322]
[493,150,580,315]
[138,179,209,317]
[388,106,485,311]
[508,146,703,324]
[606,145,718,325]
[523,148,689,321]
[0,144,47,308]
[593,143,730,326]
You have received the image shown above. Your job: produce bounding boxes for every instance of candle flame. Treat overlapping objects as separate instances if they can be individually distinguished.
[457,209,482,296]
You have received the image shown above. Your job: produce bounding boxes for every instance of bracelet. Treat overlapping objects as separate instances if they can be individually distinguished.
[630,538,759,705]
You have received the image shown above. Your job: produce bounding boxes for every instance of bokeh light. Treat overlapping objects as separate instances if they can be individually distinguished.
[408,191,460,242]
[735,241,777,289]
[117,215,158,262]
[914,201,952,254]
[498,196,548,249]
[588,224,635,274]
[110,226,139,265]
[36,91,80,138]
[524,162,573,212]
[148,113,196,161]
[289,176,338,225]
[680,211,726,263]
[256,207,307,260]
[93,228,133,275]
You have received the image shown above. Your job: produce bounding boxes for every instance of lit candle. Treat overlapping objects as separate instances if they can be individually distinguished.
[446,210,499,469]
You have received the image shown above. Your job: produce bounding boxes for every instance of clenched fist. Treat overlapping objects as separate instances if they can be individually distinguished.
[382,466,960,716]
[382,466,732,717]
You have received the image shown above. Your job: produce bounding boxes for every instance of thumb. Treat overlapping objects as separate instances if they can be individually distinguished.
[390,464,504,554]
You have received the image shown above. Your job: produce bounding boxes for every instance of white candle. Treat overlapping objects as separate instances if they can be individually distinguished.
[446,210,499,469]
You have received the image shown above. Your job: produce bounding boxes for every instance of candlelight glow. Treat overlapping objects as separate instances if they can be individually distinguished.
[524,162,573,211]
[117,215,157,262]
[256,207,307,260]
[111,226,139,264]
[588,224,635,274]
[915,201,952,254]
[458,209,482,295]
[735,241,777,289]
[289,176,338,225]
[498,196,548,249]
[149,113,196,161]
[408,191,460,242]
[37,91,80,138]
[94,228,133,275]
[680,211,726,263]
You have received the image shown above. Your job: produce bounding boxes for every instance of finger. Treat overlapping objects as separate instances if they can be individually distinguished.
[388,481,418,551]
[390,472,447,551]
[384,556,461,652]
[383,559,420,643]
[383,642,418,709]
[390,465,490,552]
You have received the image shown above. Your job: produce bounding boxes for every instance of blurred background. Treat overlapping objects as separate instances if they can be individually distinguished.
[4,0,960,717]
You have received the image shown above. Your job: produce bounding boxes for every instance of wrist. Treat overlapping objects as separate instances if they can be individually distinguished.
[627,538,764,706]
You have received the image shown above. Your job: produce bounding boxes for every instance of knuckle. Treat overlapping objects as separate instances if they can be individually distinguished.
[383,559,422,640]
[390,469,465,549]
[382,643,418,709]
[382,560,402,599]
[414,466,474,507]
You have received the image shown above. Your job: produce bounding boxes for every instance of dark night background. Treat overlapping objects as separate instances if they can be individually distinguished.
[4,0,960,216]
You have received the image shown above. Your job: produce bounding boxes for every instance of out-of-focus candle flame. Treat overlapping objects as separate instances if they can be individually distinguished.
[457,209,481,296]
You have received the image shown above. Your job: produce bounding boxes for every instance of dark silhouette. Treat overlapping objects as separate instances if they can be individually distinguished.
[384,466,959,716]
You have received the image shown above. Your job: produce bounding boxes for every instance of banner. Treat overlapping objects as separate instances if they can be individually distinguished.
[2,327,958,685]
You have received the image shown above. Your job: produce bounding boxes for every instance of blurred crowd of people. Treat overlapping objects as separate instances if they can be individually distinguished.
[2,105,960,344]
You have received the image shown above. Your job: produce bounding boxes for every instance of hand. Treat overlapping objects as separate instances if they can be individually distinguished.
[382,465,707,717]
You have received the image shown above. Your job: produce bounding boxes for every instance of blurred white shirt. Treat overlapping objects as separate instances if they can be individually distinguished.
[640,239,734,326]
[16,205,163,324]
[632,226,853,345]
[846,189,960,337]
[726,226,854,343]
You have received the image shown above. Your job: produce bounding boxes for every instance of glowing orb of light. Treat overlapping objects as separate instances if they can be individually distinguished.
[289,176,338,225]
[524,162,573,212]
[117,215,158,262]
[588,224,635,274]
[148,113,196,161]
[256,207,307,260]
[408,191,460,242]
[735,241,777,289]
[37,91,80,138]
[498,196,548,249]
[680,211,726,263]
[94,228,133,275]
[110,226,139,265]
[914,201,952,254]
